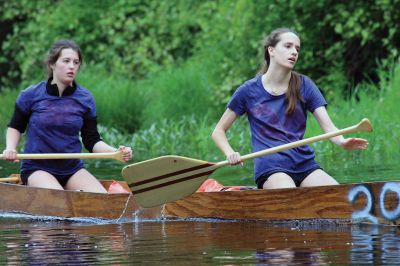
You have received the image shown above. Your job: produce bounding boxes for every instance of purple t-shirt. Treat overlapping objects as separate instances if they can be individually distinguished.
[227,74,327,181]
[16,81,97,175]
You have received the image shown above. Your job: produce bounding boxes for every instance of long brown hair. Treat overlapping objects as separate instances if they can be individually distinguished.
[258,28,302,115]
[45,39,83,78]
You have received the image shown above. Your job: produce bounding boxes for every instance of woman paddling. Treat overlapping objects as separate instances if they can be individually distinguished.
[212,28,368,189]
[2,39,132,192]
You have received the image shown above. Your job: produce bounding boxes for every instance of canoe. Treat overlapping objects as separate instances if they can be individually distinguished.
[0,175,159,221]
[1,175,400,225]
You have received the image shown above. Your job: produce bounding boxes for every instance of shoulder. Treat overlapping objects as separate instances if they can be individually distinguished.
[75,84,92,96]
[241,76,260,90]
[299,74,320,96]
[18,81,46,102]
[20,81,46,96]
[16,81,46,110]
[234,76,262,97]
[298,74,327,109]
[75,84,95,101]
[299,74,317,88]
[74,84,97,115]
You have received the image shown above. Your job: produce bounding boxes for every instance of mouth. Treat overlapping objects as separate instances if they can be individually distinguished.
[288,57,296,64]
[67,72,74,77]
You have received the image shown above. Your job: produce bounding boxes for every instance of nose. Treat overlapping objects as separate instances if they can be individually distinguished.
[67,61,75,69]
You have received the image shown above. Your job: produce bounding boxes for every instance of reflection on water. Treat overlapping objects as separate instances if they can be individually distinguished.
[350,225,400,265]
[0,217,400,265]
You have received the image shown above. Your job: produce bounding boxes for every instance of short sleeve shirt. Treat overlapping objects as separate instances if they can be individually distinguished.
[227,74,327,181]
[16,81,97,175]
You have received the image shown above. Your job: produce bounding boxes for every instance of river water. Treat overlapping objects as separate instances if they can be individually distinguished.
[1,216,400,265]
[1,159,400,264]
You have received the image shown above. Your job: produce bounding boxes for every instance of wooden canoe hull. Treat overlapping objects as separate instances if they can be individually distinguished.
[0,180,160,220]
[1,178,400,225]
[162,181,400,225]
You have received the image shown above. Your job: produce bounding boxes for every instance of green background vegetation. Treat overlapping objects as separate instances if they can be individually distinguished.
[0,0,399,185]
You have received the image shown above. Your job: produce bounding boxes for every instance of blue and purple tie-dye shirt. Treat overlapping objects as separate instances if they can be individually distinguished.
[227,74,327,182]
[16,81,97,175]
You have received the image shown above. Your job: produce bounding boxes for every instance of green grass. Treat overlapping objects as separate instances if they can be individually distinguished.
[78,53,221,133]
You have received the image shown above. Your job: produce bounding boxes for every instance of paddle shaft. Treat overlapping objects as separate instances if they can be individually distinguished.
[0,176,20,183]
[214,118,372,169]
[0,150,124,162]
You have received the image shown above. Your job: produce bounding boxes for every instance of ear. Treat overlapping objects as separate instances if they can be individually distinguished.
[268,46,274,57]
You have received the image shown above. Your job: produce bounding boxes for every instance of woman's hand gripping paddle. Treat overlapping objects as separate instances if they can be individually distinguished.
[122,118,373,208]
[0,150,125,162]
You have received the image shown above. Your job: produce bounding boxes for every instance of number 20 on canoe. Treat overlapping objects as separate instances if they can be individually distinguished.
[122,118,373,208]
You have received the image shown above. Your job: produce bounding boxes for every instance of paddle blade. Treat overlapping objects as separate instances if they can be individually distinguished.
[122,155,216,208]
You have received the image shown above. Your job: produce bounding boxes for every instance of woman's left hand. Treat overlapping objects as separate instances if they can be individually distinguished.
[118,145,133,162]
[341,138,369,150]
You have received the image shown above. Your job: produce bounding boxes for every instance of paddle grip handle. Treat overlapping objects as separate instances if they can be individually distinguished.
[0,176,20,183]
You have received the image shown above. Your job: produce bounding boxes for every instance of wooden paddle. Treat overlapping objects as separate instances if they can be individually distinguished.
[0,175,20,183]
[122,118,373,208]
[0,150,125,162]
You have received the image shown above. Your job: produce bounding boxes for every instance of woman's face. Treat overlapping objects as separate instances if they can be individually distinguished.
[268,32,300,69]
[51,48,80,85]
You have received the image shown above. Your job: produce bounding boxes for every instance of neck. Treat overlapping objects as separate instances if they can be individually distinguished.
[264,63,291,85]
[51,78,69,96]
[262,65,292,95]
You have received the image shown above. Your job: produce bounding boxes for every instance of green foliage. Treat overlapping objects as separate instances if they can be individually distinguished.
[319,0,400,98]
[94,0,208,78]
[2,0,399,102]
[77,52,220,132]
[77,66,145,133]
[0,89,19,139]
[0,0,53,88]
[0,0,212,90]
[0,0,112,89]
[138,53,220,128]
[199,0,400,103]
[192,0,264,106]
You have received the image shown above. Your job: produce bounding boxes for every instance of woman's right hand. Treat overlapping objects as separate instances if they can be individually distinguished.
[226,151,243,166]
[2,149,18,162]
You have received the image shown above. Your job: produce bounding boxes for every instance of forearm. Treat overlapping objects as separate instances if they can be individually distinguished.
[212,108,238,156]
[6,127,21,150]
[92,141,133,162]
[313,107,345,147]
[212,128,235,156]
[320,123,345,147]
[91,141,117,153]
